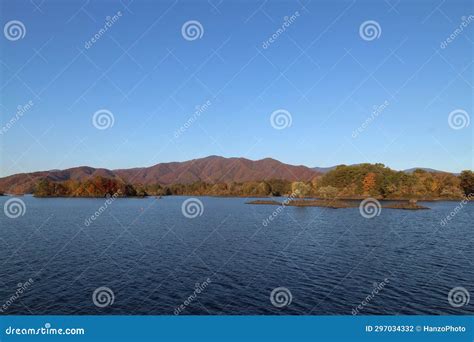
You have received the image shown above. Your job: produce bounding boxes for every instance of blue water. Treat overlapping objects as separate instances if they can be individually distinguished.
[0,196,472,315]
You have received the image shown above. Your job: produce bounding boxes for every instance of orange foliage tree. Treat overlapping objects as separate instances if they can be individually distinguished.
[363,172,376,195]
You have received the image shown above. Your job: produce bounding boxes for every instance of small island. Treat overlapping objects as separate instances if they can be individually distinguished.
[246,200,282,205]
[246,199,430,210]
[382,199,429,210]
[285,199,354,209]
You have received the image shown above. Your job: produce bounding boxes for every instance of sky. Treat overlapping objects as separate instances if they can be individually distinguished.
[0,0,472,177]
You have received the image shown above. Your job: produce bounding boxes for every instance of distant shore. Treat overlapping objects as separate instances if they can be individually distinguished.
[1,161,472,201]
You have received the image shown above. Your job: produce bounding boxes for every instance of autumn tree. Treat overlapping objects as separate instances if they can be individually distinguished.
[363,172,377,195]
[460,170,474,196]
[267,179,292,196]
[34,179,54,197]
[317,186,338,199]
[291,182,311,198]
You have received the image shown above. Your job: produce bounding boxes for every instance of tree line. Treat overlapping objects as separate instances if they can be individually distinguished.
[32,164,474,200]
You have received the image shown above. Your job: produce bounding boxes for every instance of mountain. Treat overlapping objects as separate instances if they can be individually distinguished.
[312,164,363,173]
[0,156,319,194]
[0,156,460,195]
[312,166,338,173]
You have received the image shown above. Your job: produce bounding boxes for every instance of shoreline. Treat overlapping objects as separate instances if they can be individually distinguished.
[1,193,469,203]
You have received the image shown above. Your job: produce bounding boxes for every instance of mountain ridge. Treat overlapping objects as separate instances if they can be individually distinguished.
[0,156,318,194]
[0,156,460,194]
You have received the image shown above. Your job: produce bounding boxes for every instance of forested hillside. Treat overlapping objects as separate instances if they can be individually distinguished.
[30,164,473,200]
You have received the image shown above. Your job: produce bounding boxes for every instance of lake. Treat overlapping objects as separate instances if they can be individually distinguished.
[0,196,472,315]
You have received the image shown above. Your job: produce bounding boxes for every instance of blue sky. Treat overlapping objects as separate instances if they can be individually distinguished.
[0,0,472,177]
